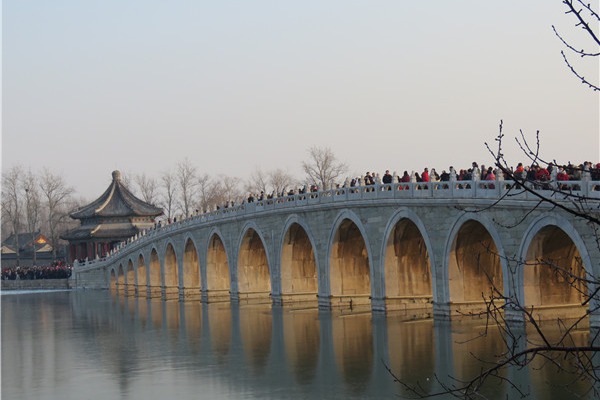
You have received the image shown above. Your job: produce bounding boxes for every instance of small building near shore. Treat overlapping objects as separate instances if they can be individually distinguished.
[1,231,55,267]
[61,170,163,263]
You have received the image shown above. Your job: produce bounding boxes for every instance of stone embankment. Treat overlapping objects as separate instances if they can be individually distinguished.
[1,279,72,291]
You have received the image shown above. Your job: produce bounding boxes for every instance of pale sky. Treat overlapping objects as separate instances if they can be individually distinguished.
[3,1,599,200]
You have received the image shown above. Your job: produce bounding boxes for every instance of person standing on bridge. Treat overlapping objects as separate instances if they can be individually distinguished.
[421,168,430,182]
[382,170,392,184]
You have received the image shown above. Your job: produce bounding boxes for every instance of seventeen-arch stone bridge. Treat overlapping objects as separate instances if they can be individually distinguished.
[73,180,600,325]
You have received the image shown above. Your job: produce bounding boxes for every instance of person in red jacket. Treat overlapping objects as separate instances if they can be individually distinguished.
[421,168,430,182]
[535,165,550,182]
[514,163,525,180]
[557,167,569,189]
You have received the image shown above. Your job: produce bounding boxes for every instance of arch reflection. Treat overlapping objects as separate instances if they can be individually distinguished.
[239,305,273,374]
[207,303,232,363]
[283,310,320,384]
[332,313,373,393]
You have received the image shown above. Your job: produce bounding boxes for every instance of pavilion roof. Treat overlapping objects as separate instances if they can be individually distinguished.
[70,170,163,219]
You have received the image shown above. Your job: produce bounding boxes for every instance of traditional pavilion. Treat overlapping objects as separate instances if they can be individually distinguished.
[62,170,163,263]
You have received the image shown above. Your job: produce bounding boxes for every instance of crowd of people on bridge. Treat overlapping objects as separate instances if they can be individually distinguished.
[351,161,600,187]
[151,160,600,226]
[1,261,72,280]
[240,161,600,209]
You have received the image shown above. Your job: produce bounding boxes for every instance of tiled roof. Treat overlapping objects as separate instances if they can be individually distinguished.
[70,170,163,219]
[61,224,141,241]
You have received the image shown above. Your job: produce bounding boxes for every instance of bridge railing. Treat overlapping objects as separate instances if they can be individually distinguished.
[74,179,600,270]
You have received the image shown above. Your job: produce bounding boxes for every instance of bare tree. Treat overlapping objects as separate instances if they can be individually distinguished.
[197,173,216,213]
[22,169,41,265]
[269,168,296,195]
[176,159,198,218]
[2,165,23,265]
[247,168,269,196]
[553,0,600,91]
[159,169,177,221]
[212,175,243,207]
[134,173,159,205]
[302,146,348,190]
[247,167,297,197]
[39,168,74,261]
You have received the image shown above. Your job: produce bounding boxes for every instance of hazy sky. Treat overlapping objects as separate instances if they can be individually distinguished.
[3,1,599,199]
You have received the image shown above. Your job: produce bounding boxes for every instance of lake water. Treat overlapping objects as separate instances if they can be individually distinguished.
[1,290,594,399]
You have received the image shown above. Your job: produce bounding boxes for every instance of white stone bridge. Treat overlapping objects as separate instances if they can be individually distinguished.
[73,179,600,325]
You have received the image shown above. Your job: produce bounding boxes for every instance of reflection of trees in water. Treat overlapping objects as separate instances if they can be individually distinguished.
[3,292,75,398]
[283,310,320,384]
[450,322,508,398]
[71,291,144,396]
[240,306,272,374]
[387,319,435,394]
[527,322,592,399]
[332,313,373,393]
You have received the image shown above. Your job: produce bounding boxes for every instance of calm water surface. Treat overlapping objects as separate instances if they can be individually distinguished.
[1,290,594,399]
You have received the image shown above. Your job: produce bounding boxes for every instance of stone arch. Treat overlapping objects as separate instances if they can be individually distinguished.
[518,214,592,320]
[148,247,161,298]
[237,225,271,302]
[137,253,147,296]
[126,259,135,296]
[279,217,318,304]
[445,214,506,316]
[328,211,372,309]
[206,230,231,302]
[382,209,433,313]
[163,242,179,299]
[182,237,201,299]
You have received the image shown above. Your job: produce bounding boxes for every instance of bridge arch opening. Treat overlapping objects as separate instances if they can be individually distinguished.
[384,218,432,313]
[237,228,271,302]
[126,260,135,296]
[206,234,231,302]
[448,220,503,314]
[330,219,371,308]
[182,239,200,300]
[523,225,587,320]
[164,243,179,299]
[280,223,318,304]
[149,249,161,298]
[137,254,147,296]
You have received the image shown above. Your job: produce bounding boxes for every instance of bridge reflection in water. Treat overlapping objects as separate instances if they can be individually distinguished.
[2,290,595,399]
